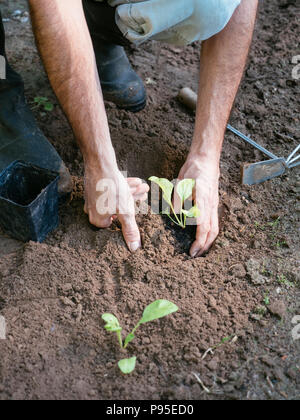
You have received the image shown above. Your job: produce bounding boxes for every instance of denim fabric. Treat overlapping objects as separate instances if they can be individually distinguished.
[95,0,241,45]
[0,10,5,56]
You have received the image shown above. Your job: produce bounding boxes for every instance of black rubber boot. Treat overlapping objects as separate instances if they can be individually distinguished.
[83,0,147,112]
[0,13,72,197]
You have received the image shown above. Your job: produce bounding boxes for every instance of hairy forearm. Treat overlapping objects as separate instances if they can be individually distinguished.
[190,0,258,164]
[29,0,116,169]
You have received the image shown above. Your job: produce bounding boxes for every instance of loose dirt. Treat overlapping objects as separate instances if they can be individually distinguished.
[0,0,299,400]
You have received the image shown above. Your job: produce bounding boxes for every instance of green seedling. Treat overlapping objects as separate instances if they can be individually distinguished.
[263,293,270,306]
[277,274,294,288]
[267,217,280,229]
[118,357,136,375]
[102,299,178,374]
[254,305,268,317]
[149,177,200,228]
[32,96,54,112]
[102,313,123,348]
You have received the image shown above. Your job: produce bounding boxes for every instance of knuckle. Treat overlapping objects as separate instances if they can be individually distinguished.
[89,214,111,228]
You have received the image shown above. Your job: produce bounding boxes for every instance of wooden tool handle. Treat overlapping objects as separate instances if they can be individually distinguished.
[178,87,197,111]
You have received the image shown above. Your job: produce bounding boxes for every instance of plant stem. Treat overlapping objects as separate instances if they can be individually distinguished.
[169,203,184,227]
[117,330,123,349]
[167,214,180,226]
[180,209,184,227]
[123,322,141,349]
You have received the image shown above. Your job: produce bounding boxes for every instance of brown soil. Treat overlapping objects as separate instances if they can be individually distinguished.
[0,0,299,400]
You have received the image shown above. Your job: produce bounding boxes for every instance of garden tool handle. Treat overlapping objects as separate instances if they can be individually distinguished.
[178,87,279,160]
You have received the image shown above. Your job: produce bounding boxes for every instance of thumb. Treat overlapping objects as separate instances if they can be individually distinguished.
[118,214,141,253]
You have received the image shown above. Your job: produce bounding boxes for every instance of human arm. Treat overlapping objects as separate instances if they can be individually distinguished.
[179,0,258,257]
[29,0,148,252]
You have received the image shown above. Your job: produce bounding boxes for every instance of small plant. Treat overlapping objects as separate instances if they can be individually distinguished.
[254,221,265,231]
[254,305,268,317]
[263,293,270,306]
[267,217,280,229]
[32,96,54,112]
[149,177,200,228]
[277,274,294,288]
[102,299,178,374]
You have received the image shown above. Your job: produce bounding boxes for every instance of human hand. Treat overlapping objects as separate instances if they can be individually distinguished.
[84,164,149,252]
[178,157,220,257]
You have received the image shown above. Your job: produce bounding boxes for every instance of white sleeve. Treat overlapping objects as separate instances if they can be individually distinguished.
[114,0,241,46]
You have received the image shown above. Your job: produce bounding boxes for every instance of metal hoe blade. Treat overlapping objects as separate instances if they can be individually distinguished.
[227,125,300,185]
[242,158,287,185]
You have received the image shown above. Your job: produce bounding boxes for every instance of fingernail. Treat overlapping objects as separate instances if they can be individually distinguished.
[191,249,199,258]
[129,241,141,252]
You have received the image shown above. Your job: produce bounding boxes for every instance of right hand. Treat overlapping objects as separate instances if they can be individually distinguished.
[84,165,149,252]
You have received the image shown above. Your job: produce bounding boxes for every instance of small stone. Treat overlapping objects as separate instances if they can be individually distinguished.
[251,240,260,249]
[268,300,286,319]
[88,390,97,397]
[250,313,263,322]
[215,238,230,248]
[12,10,22,17]
[61,283,73,292]
[261,356,275,367]
[246,258,267,285]
[229,263,246,278]
[59,296,75,307]
[286,368,297,380]
[208,296,217,308]
[207,359,219,371]
[223,384,235,393]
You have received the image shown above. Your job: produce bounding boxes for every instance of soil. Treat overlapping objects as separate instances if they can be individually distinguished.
[0,0,299,400]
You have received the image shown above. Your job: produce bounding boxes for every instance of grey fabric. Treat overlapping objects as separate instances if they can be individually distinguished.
[94,0,241,46]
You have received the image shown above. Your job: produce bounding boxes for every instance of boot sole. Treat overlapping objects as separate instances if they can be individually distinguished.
[117,98,147,113]
[104,95,147,113]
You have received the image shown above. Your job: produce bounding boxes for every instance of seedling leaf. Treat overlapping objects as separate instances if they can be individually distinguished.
[176,179,195,203]
[102,313,122,332]
[140,299,178,324]
[34,96,48,103]
[182,205,201,218]
[124,333,135,348]
[33,97,54,112]
[118,357,136,374]
[149,177,174,205]
[44,102,54,112]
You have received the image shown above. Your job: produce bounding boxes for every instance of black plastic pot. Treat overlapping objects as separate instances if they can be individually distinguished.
[0,161,60,242]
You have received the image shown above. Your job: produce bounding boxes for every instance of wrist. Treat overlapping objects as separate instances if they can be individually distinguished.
[190,126,225,164]
[83,140,118,172]
[186,150,221,169]
[182,155,220,181]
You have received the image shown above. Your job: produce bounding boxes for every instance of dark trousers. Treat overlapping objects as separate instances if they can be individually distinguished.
[0,2,127,89]
[0,2,128,59]
[0,10,24,89]
[83,0,130,46]
[0,12,4,57]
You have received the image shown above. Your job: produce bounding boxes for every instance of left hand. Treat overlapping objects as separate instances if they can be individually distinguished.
[178,157,220,257]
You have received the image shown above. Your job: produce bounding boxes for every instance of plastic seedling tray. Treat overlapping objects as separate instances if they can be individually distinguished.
[0,161,60,242]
